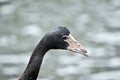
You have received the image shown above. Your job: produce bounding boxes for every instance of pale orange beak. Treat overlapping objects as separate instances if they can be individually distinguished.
[65,34,88,57]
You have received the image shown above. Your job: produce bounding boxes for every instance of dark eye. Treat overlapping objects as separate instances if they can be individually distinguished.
[62,35,67,40]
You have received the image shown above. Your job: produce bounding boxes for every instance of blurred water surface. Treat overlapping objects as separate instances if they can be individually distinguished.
[0,0,120,80]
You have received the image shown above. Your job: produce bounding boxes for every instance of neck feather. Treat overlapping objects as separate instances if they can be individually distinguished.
[19,41,48,80]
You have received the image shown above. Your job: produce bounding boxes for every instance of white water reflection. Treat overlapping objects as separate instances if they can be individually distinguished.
[0,36,17,47]
[88,32,120,45]
[0,54,29,64]
[1,5,15,15]
[88,70,120,80]
[22,24,43,37]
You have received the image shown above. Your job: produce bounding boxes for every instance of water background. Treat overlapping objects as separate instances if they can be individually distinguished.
[0,0,120,80]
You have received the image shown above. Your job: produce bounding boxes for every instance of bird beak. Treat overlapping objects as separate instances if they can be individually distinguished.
[65,34,88,57]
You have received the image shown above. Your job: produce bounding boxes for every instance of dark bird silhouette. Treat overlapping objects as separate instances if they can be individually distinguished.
[18,27,88,80]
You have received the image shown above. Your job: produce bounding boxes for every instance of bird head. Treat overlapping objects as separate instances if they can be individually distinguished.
[42,27,88,57]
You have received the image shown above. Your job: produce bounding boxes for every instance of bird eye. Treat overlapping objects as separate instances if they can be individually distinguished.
[62,35,67,40]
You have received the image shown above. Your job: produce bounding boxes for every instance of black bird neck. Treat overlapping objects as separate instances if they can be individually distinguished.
[19,41,48,80]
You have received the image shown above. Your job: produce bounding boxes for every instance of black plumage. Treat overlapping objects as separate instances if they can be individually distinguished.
[18,27,87,80]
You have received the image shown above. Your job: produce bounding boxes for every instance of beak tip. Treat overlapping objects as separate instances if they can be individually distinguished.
[82,49,88,57]
[82,49,88,53]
